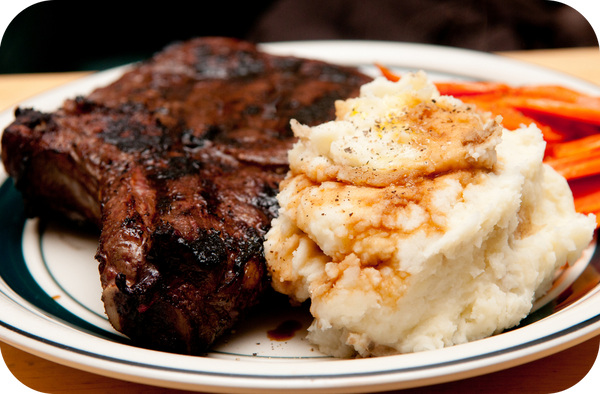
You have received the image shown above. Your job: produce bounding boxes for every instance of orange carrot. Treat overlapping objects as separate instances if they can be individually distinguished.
[545,153,600,180]
[374,65,510,97]
[503,97,600,127]
[568,175,600,227]
[374,63,400,82]
[435,81,511,97]
[511,85,586,103]
[460,97,567,142]
[549,134,600,159]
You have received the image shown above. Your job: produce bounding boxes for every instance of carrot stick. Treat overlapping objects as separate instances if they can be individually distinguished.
[549,134,600,159]
[545,154,600,180]
[574,192,600,217]
[512,85,586,103]
[503,97,600,127]
[568,175,600,227]
[435,82,511,97]
[374,63,400,82]
[373,65,510,97]
[461,98,567,142]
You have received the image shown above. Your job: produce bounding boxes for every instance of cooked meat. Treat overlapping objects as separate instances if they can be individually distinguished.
[1,37,371,355]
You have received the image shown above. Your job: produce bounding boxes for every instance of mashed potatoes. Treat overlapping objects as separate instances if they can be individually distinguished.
[264,72,596,358]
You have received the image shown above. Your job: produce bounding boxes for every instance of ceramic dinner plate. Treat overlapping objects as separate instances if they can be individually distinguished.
[1,41,600,393]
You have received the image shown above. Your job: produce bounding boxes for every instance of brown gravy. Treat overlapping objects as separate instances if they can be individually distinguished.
[267,320,303,341]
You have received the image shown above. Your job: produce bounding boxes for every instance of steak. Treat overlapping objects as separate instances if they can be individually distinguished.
[1,37,371,354]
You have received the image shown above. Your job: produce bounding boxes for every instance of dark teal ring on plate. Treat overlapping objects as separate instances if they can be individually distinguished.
[0,178,130,344]
[2,173,599,354]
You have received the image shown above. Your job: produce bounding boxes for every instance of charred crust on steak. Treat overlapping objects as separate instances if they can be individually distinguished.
[148,156,206,181]
[194,44,267,79]
[1,37,372,355]
[13,107,54,129]
[149,224,229,271]
[99,118,166,153]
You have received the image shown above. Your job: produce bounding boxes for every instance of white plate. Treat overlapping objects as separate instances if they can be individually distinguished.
[1,40,600,393]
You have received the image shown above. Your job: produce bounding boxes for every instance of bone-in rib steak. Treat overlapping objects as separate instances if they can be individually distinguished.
[1,37,371,354]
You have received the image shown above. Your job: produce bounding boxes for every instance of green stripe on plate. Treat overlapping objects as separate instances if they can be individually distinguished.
[0,179,130,344]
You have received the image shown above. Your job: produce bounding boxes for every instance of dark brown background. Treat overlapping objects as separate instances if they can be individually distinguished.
[0,0,597,73]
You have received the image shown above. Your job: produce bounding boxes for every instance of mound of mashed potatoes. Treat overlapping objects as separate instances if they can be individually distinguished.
[264,72,596,358]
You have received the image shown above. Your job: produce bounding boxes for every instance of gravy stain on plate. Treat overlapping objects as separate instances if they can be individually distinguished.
[267,320,304,341]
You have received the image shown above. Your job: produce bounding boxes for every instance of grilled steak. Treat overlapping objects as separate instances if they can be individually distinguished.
[1,37,371,354]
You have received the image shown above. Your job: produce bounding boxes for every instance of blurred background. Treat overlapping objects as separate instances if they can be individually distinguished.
[0,0,597,74]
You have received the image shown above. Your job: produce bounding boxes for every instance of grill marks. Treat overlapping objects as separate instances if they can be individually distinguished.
[99,118,164,153]
[1,37,371,355]
[194,46,267,79]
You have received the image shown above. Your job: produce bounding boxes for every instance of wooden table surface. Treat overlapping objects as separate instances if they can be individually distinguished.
[1,46,599,394]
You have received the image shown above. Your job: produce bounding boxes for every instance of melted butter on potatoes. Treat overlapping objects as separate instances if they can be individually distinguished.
[289,71,502,187]
[265,72,596,358]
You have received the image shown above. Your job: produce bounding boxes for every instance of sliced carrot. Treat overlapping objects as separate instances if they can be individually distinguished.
[545,153,600,180]
[537,124,571,144]
[375,63,400,82]
[568,175,600,227]
[549,134,600,159]
[574,192,600,217]
[511,85,587,103]
[456,91,511,105]
[374,66,510,97]
[503,97,600,127]
[435,81,511,97]
[460,98,567,142]
[439,85,585,142]
[524,111,600,141]
[488,107,534,130]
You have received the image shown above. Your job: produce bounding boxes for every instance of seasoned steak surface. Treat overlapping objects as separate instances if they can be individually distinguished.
[1,37,371,354]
